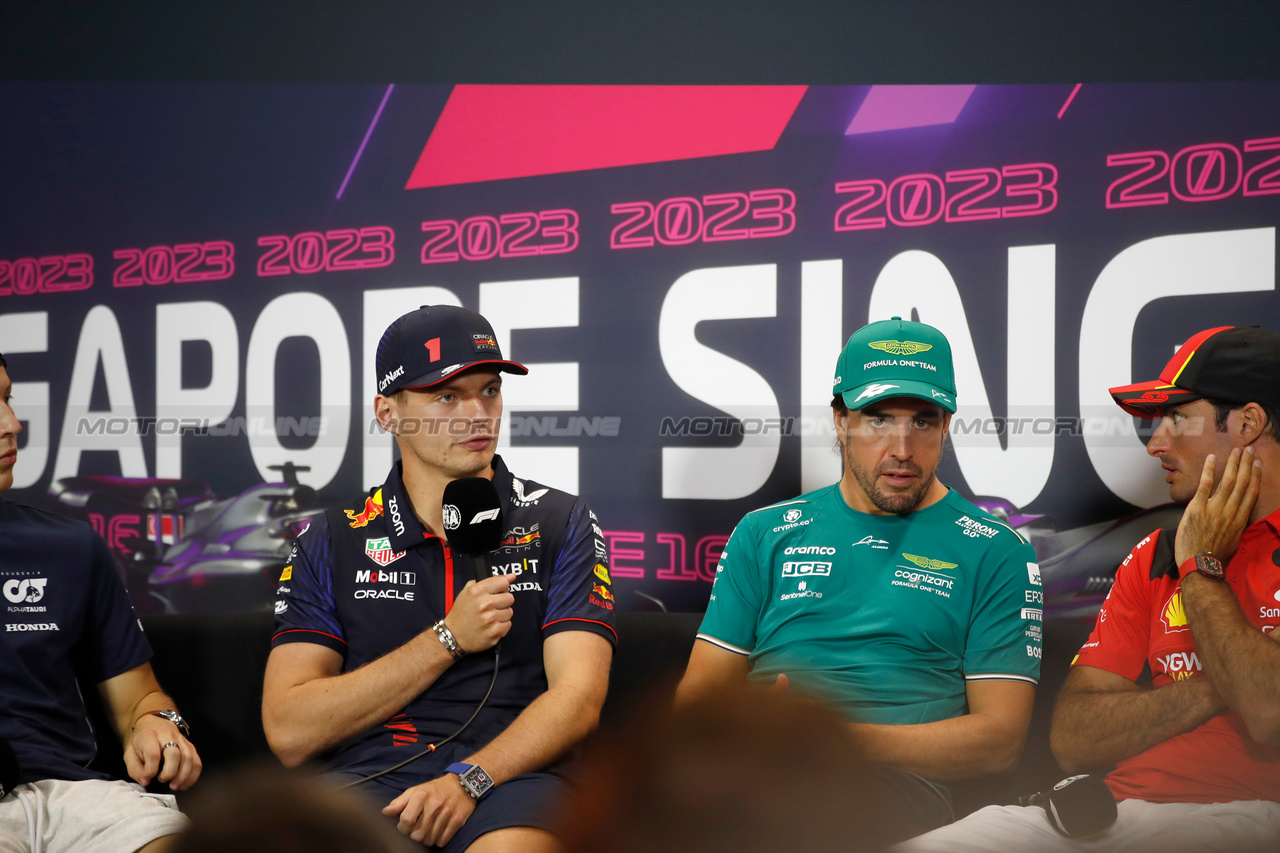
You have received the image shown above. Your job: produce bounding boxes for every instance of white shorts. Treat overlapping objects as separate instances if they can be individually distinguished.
[0,778,189,853]
[891,798,1280,853]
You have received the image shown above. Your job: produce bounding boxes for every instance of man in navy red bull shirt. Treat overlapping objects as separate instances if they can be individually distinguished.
[263,306,616,852]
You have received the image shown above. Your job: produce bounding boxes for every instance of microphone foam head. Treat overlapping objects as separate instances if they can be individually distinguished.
[1045,774,1117,838]
[442,477,504,555]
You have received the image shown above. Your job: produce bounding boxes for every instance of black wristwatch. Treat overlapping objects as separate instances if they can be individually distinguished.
[1186,552,1226,581]
[446,762,494,800]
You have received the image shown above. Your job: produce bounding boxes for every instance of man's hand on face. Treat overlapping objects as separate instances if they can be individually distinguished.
[383,774,477,847]
[441,573,517,654]
[1174,447,1262,566]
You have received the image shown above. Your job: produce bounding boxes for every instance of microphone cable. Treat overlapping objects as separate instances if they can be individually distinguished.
[337,648,501,790]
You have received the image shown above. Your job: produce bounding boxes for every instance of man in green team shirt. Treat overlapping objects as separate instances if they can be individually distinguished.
[675,317,1042,836]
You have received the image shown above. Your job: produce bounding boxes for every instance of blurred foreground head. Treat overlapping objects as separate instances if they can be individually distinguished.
[558,688,908,853]
[171,761,414,853]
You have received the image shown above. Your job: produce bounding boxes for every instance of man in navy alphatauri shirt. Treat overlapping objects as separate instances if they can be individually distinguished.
[263,306,616,853]
[0,353,201,853]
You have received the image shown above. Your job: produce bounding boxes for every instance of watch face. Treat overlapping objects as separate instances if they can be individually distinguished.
[462,765,493,797]
[1195,553,1225,579]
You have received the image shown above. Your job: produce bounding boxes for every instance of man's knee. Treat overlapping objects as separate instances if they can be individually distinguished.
[466,827,561,853]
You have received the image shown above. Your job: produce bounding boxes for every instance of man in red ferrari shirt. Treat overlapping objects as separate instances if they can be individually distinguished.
[897,325,1280,852]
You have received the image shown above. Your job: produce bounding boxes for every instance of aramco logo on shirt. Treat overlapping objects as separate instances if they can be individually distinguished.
[1162,590,1190,633]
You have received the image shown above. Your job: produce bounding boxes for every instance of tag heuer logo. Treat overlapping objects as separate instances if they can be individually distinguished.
[365,537,406,566]
[868,340,933,356]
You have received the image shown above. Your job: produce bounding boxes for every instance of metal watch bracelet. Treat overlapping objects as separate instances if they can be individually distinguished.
[432,619,464,659]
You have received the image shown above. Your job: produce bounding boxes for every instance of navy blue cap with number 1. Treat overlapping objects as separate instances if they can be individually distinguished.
[375,305,528,396]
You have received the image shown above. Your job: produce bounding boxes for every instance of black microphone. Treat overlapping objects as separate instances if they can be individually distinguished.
[1019,774,1117,838]
[0,739,21,799]
[442,477,504,584]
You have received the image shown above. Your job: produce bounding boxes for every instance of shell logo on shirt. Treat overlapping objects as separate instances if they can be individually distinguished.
[1162,590,1190,633]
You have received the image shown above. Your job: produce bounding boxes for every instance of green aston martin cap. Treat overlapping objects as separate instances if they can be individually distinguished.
[832,317,957,413]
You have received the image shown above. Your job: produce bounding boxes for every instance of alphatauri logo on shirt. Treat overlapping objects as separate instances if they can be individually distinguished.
[3,578,47,604]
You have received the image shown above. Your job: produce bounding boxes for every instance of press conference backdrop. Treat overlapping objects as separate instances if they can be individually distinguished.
[2,82,1277,613]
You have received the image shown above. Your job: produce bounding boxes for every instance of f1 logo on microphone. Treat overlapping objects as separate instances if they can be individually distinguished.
[470,509,501,524]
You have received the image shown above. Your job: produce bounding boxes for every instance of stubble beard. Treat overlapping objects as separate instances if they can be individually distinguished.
[843,440,937,515]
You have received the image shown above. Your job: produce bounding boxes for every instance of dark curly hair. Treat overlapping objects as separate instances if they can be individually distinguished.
[1203,396,1280,443]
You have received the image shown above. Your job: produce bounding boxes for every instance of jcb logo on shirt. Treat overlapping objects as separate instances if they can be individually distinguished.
[782,562,832,577]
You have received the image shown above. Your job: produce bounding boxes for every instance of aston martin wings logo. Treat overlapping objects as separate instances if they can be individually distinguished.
[902,553,958,571]
[869,340,933,356]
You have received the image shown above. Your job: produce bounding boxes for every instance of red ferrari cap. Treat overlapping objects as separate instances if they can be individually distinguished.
[1109,326,1280,417]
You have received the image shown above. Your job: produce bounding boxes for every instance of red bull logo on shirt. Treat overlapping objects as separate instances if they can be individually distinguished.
[590,583,615,611]
[346,490,385,528]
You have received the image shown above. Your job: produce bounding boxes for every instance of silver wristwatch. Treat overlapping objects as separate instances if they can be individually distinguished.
[140,709,190,738]
[447,762,494,800]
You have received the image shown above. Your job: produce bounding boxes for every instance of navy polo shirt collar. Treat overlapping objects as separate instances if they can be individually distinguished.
[381,456,513,553]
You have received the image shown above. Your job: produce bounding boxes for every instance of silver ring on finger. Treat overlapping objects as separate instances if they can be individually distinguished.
[162,742,180,750]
